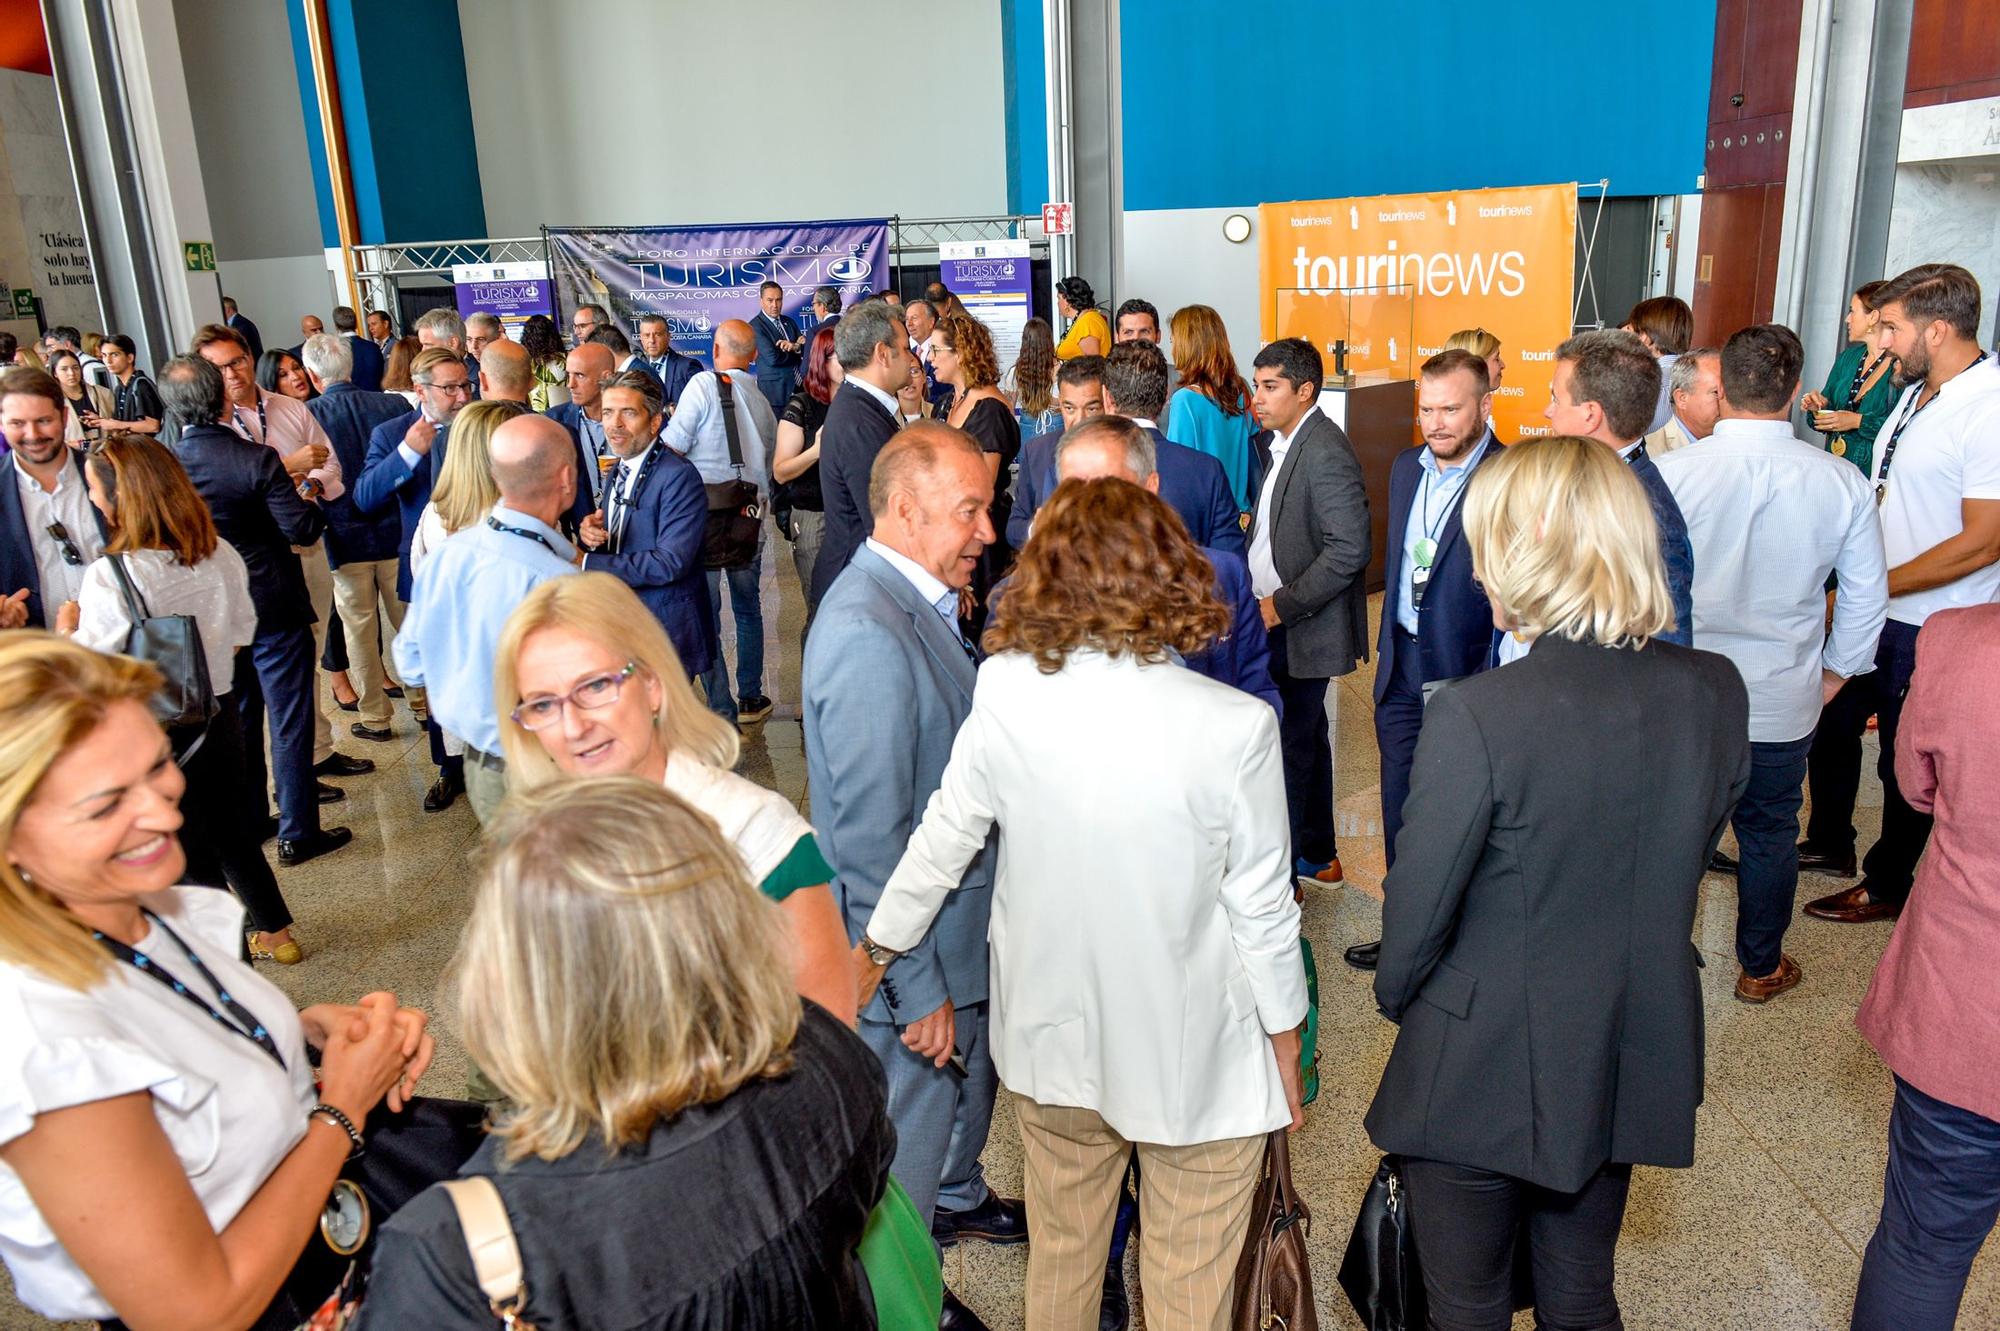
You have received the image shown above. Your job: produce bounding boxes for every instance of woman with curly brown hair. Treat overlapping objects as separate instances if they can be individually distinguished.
[856,477,1307,1331]
[934,309,1023,615]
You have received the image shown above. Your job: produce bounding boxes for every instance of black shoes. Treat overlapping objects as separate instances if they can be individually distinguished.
[316,781,345,804]
[278,826,352,866]
[737,694,774,724]
[939,1289,989,1331]
[933,1193,1029,1247]
[1797,843,1859,878]
[1100,1256,1129,1331]
[1345,939,1381,971]
[424,768,464,813]
[1709,850,1739,874]
[314,751,377,778]
[350,722,394,742]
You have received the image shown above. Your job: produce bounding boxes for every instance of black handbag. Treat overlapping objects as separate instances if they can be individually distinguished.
[105,553,219,731]
[1338,1155,1427,1331]
[702,372,763,570]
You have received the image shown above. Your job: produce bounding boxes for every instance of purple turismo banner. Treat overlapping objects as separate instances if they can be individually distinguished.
[545,218,891,362]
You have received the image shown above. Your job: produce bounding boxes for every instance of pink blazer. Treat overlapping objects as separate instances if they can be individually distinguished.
[1856,603,2000,1121]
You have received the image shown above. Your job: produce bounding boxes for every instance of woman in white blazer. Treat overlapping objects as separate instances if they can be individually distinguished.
[859,477,1307,1331]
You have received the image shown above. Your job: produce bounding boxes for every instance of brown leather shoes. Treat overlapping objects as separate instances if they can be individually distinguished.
[1803,882,1902,924]
[1735,954,1802,1004]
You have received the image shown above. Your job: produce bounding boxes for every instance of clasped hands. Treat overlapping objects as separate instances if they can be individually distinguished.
[301,992,434,1114]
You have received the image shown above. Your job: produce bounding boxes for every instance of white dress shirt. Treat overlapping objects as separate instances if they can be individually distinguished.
[12,452,100,608]
[1247,409,1315,598]
[664,368,774,490]
[865,537,956,626]
[1871,355,2000,625]
[849,374,902,420]
[1657,417,1889,743]
[72,543,259,694]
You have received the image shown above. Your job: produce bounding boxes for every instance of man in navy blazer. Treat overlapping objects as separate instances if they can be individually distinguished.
[751,281,804,410]
[1346,351,1506,971]
[627,318,704,409]
[355,347,473,601]
[544,341,618,513]
[577,371,717,677]
[222,296,264,360]
[811,301,916,606]
[332,306,384,391]
[1015,341,1242,556]
[1007,353,1104,548]
[0,368,108,629]
[162,356,349,866]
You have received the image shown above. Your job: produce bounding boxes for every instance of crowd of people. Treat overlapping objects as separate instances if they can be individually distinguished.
[0,257,1996,1331]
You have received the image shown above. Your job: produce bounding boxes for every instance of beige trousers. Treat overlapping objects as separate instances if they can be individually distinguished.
[329,557,416,727]
[1014,1097,1265,1331]
[463,753,508,826]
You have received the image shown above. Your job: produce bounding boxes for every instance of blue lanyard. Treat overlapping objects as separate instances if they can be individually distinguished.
[95,911,285,1070]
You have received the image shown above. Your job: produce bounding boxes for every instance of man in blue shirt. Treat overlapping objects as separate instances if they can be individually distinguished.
[394,413,580,824]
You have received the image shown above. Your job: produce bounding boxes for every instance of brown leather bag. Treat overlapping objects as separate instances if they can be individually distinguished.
[1232,1129,1318,1330]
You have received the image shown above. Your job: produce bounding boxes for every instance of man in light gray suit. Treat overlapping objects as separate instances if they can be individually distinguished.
[803,420,1021,1331]
[1247,337,1371,893]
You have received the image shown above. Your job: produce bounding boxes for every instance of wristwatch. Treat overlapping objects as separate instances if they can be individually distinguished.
[859,936,901,967]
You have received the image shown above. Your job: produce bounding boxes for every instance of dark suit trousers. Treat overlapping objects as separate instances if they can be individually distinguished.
[1731,734,1813,976]
[1805,619,1928,901]
[1403,1157,1633,1331]
[1374,625,1426,871]
[1269,626,1337,864]
[174,700,294,932]
[234,628,319,841]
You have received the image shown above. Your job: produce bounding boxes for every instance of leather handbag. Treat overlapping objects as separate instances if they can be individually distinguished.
[105,553,218,731]
[1337,1155,1425,1331]
[702,372,763,570]
[1231,1130,1318,1330]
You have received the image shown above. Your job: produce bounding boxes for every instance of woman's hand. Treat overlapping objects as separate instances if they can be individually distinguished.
[315,993,431,1118]
[1815,409,1862,435]
[1269,1027,1305,1132]
[1800,390,1828,414]
[54,600,80,635]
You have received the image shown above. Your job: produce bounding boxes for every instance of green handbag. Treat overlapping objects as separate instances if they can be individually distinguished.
[858,1174,944,1330]
[1300,939,1321,1106]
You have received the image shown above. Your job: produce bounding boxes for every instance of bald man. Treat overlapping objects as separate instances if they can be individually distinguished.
[547,341,617,509]
[479,337,533,403]
[666,317,779,723]
[393,413,579,823]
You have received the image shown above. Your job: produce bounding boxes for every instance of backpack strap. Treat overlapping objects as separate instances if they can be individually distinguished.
[714,371,745,474]
[440,1177,530,1326]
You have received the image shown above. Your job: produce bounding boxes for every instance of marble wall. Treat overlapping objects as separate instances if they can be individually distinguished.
[1883,160,2000,345]
[0,67,100,343]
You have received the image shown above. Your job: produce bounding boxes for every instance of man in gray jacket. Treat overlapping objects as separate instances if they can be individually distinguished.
[803,420,1021,1331]
[1247,337,1371,889]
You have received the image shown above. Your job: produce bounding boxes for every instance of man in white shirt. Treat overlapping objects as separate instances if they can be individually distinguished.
[1658,324,1888,1002]
[1644,348,1722,454]
[666,319,778,725]
[1804,263,2000,924]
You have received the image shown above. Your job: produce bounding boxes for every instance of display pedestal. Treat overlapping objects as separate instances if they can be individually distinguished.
[1316,376,1416,593]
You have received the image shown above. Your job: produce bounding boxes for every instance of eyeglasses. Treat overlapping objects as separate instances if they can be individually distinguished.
[46,521,84,567]
[510,662,640,731]
[423,379,473,397]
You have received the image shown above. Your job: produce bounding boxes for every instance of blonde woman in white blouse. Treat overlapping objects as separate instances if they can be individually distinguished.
[0,634,432,1329]
[55,434,302,964]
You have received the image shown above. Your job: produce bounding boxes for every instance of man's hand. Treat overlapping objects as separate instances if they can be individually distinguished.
[1270,1027,1305,1132]
[902,999,956,1067]
[1259,595,1282,629]
[403,416,437,456]
[0,588,30,630]
[1822,668,1848,708]
[282,441,329,479]
[577,511,607,551]
[54,600,80,635]
[852,941,887,1012]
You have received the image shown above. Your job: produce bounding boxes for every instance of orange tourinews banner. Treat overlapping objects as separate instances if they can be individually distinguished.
[1259,183,1578,443]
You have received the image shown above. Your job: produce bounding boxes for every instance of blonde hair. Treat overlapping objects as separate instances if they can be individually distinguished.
[1462,435,1675,649]
[494,573,738,786]
[432,399,520,534]
[0,634,164,989]
[1444,327,1501,360]
[457,777,800,1162]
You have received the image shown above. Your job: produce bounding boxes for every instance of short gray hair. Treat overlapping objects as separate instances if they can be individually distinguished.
[414,307,466,348]
[466,312,503,337]
[812,285,842,314]
[301,332,353,384]
[158,355,226,427]
[1056,414,1156,482]
[331,305,359,333]
[1668,348,1717,398]
[834,300,906,372]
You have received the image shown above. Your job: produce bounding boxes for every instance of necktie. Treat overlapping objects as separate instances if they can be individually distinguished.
[932,591,974,659]
[606,462,632,551]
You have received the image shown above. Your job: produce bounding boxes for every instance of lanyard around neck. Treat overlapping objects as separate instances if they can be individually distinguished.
[486,514,560,556]
[95,911,285,1070]
[232,392,268,442]
[1878,351,1988,504]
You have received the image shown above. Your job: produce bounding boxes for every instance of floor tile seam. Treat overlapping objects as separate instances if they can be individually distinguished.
[1708,1083,1868,1263]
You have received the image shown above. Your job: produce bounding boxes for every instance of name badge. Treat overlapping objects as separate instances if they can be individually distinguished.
[1411,563,1432,611]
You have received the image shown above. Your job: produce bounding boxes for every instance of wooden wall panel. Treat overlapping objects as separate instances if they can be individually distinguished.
[1906,0,2000,106]
[1693,183,1785,346]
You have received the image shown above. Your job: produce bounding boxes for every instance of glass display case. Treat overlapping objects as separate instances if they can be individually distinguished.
[1270,283,1417,385]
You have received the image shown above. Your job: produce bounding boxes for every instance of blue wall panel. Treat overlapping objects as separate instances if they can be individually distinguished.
[283,1,340,250]
[1120,0,1717,208]
[1004,0,1049,215]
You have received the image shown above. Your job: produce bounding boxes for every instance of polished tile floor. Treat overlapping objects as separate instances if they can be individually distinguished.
[6,566,1995,1330]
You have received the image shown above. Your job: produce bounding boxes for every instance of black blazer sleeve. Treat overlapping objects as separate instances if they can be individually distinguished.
[256,445,326,547]
[1373,684,1495,1021]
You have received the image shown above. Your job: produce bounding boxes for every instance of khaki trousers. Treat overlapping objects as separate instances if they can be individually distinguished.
[329,557,417,727]
[299,544,334,764]
[1014,1097,1264,1331]
[463,751,508,826]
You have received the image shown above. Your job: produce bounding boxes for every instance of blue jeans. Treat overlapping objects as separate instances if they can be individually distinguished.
[700,551,764,719]
[1853,1076,2000,1330]
[1730,734,1813,976]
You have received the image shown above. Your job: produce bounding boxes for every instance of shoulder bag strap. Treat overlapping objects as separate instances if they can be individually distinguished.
[441,1176,531,1326]
[713,371,745,473]
[104,552,152,622]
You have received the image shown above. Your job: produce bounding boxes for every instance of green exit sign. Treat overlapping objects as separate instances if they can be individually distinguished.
[9,288,32,318]
[182,241,216,272]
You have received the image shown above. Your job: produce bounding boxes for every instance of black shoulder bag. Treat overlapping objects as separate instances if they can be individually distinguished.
[703,373,764,570]
[105,554,219,732]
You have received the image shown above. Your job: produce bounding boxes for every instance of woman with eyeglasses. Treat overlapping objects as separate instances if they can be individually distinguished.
[49,349,113,443]
[256,349,316,404]
[495,572,857,1023]
[54,433,302,964]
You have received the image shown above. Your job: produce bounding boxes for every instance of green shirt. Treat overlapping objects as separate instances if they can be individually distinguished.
[1817,340,1900,477]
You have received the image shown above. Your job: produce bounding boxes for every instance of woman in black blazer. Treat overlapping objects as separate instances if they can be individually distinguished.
[1365,435,1750,1331]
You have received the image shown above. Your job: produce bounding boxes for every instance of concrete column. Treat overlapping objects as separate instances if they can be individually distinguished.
[41,0,219,367]
[1044,0,1120,310]
[1770,0,1912,392]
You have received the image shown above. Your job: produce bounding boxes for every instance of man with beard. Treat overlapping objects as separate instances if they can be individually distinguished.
[0,367,106,629]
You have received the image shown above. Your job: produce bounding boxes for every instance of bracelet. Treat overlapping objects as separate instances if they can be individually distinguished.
[309,1102,366,1158]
